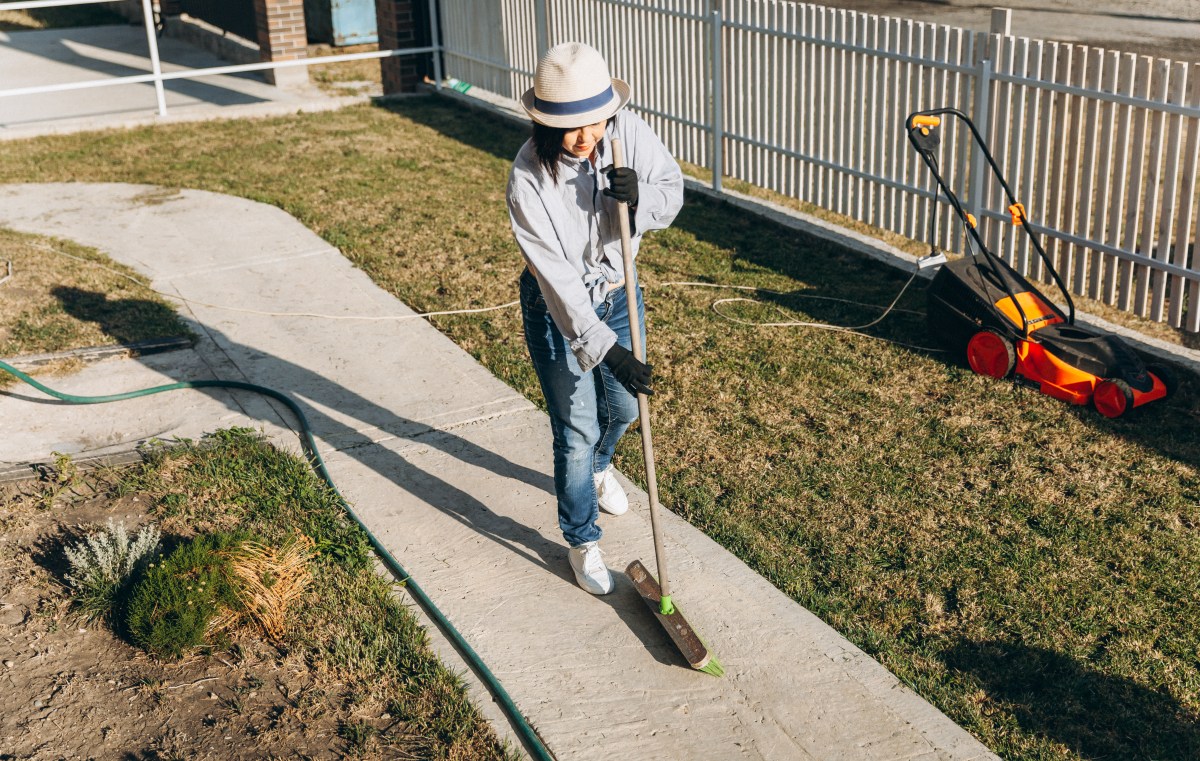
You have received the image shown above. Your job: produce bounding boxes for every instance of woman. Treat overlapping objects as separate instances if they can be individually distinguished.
[507,41,684,594]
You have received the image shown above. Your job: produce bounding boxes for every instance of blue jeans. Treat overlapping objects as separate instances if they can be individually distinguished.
[520,268,644,547]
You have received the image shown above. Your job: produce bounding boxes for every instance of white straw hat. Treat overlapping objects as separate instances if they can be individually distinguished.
[521,42,631,128]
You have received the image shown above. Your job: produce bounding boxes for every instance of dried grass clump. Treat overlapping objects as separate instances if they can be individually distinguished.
[228,533,315,643]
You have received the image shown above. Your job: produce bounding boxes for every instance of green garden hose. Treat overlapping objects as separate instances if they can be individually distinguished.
[0,358,554,761]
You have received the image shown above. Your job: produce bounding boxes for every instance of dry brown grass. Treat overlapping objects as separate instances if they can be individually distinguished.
[308,43,384,97]
[0,228,188,358]
[0,1,123,31]
[227,533,315,644]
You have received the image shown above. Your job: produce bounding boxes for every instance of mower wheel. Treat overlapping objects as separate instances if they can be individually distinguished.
[966,330,1016,379]
[1094,378,1134,418]
[1146,363,1177,398]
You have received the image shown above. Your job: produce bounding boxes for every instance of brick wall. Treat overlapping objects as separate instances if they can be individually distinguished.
[375,0,432,95]
[252,0,308,87]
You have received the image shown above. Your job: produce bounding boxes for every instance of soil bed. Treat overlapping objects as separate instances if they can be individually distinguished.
[0,433,510,761]
[2,489,378,759]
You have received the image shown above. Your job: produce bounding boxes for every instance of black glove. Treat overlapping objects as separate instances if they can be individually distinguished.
[603,166,639,207]
[603,343,653,396]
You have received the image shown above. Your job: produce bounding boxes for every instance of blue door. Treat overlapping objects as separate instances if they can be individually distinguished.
[332,0,378,45]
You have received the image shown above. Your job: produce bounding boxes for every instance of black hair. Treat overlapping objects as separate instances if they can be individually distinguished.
[530,116,617,183]
[532,123,569,182]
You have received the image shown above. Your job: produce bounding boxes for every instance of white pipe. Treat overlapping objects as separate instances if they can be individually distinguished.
[0,46,438,100]
[140,0,168,116]
[427,0,443,91]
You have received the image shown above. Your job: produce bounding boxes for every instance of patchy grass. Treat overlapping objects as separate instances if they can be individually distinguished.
[308,43,384,97]
[0,227,191,386]
[40,428,516,759]
[0,228,188,357]
[0,99,1197,759]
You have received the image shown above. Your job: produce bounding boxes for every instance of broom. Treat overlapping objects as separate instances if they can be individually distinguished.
[611,138,723,677]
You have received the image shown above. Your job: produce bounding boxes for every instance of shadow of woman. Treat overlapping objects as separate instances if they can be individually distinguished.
[45,286,562,574]
[943,639,1200,759]
[35,288,682,665]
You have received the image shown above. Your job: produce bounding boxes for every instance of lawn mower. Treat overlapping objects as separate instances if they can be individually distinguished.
[905,107,1172,418]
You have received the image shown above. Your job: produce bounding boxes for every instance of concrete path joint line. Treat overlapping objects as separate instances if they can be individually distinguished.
[329,399,540,455]
[164,246,340,281]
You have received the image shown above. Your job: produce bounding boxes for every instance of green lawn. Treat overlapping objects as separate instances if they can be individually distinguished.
[0,98,1197,760]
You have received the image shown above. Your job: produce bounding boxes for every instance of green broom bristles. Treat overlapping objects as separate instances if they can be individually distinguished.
[697,651,725,677]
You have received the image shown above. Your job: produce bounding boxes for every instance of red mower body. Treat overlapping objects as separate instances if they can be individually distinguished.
[931,256,1171,418]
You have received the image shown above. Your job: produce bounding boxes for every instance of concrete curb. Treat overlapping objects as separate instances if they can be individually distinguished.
[2,337,194,370]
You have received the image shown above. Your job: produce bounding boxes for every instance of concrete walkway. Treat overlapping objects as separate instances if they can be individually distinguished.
[0,25,360,140]
[0,182,998,760]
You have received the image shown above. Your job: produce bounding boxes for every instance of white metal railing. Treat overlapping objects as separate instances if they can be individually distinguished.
[4,0,1198,331]
[0,0,444,114]
[439,0,1200,332]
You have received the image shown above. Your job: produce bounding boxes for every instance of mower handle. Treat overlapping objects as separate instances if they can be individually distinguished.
[905,107,1076,333]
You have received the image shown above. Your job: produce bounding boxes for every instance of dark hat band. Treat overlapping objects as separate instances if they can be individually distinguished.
[532,85,615,116]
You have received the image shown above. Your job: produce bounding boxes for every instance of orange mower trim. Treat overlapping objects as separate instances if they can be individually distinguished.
[994,291,1064,334]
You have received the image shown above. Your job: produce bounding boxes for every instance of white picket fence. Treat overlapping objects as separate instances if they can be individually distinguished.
[437,0,1200,332]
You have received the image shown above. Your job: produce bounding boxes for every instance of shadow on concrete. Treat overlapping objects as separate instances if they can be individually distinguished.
[942,639,1200,760]
[34,287,682,667]
[0,25,268,128]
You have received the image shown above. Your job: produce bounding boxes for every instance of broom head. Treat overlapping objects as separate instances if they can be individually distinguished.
[626,559,723,677]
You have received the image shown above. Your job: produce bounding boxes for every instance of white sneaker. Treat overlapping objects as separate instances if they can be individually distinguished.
[594,466,629,516]
[568,542,614,595]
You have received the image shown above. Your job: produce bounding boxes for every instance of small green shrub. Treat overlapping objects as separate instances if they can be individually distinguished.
[125,532,245,658]
[63,519,161,623]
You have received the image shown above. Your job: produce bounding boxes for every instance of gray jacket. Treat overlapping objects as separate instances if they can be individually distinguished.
[507,110,684,371]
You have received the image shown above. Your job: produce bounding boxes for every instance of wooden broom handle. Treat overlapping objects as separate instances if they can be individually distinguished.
[611,138,672,602]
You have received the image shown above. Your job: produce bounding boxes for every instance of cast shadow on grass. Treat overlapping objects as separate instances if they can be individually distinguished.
[943,639,1200,760]
[376,96,529,164]
[50,286,186,346]
[35,288,681,668]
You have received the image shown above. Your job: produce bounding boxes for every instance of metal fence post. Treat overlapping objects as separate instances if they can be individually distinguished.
[428,0,443,90]
[139,0,167,115]
[534,0,550,59]
[710,7,723,193]
[968,55,992,219]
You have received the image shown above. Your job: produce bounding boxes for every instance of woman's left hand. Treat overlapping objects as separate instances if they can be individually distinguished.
[603,166,639,207]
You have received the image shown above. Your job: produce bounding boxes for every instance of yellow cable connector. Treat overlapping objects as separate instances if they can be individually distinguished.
[1009,202,1026,225]
[911,115,941,128]
[966,213,978,228]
